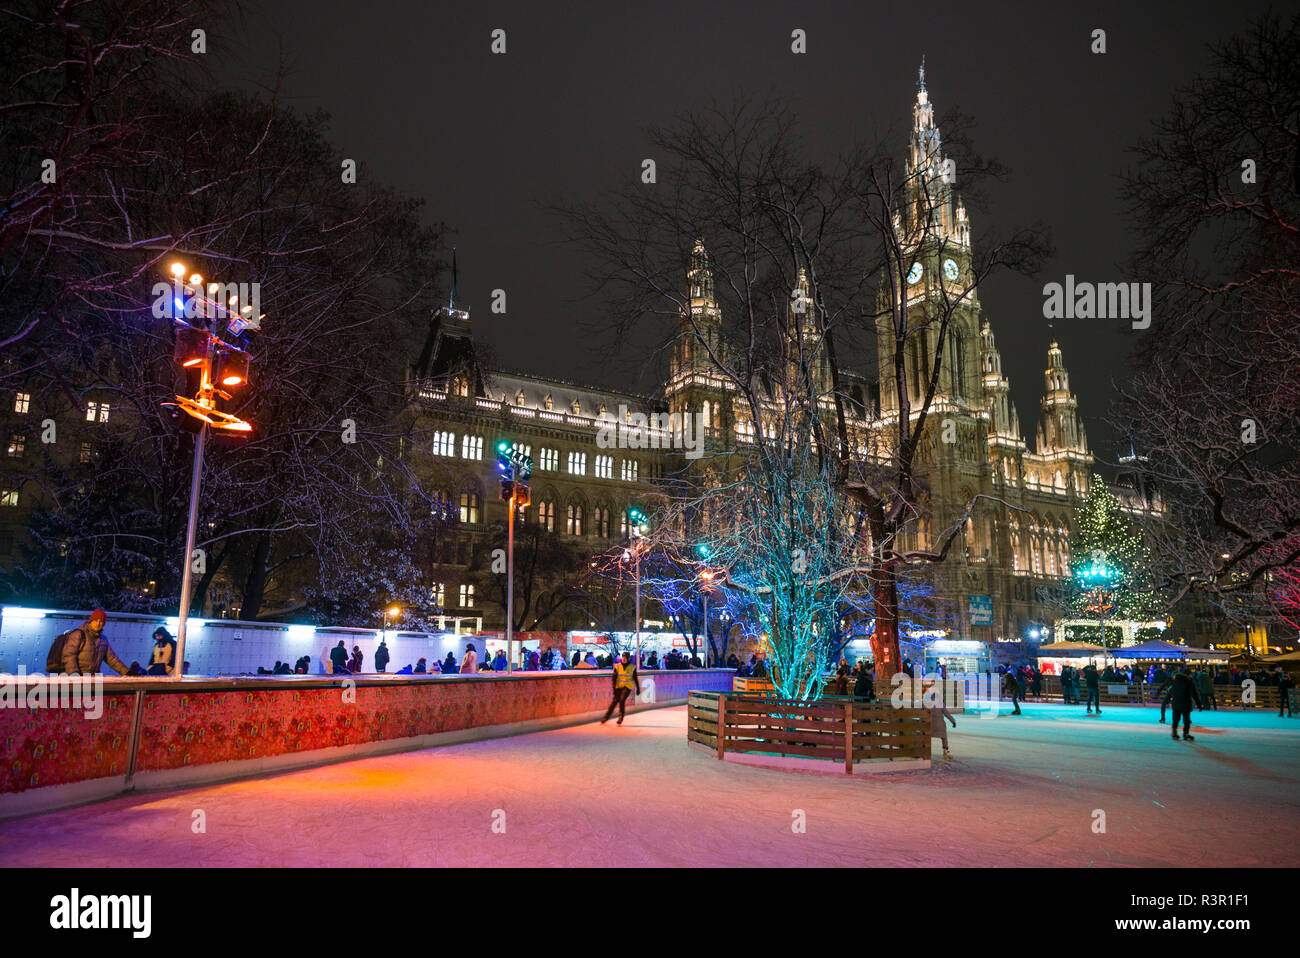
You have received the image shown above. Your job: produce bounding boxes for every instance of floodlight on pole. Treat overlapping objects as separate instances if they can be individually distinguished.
[164,260,262,679]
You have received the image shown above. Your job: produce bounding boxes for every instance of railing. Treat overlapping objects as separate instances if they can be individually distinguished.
[688,691,930,773]
[1033,676,1293,710]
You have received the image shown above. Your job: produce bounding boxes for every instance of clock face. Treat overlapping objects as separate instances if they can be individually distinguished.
[943,258,960,281]
[907,262,923,285]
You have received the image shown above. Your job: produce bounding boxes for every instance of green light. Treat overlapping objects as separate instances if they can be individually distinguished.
[497,441,510,454]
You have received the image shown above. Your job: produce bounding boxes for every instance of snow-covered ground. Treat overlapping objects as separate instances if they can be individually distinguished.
[1,702,1296,867]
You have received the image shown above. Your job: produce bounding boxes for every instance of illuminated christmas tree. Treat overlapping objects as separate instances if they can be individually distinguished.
[1066,475,1159,643]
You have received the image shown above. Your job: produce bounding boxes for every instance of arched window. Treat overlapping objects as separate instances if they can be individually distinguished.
[459,490,481,524]
[538,501,555,532]
[948,328,965,397]
[566,503,584,535]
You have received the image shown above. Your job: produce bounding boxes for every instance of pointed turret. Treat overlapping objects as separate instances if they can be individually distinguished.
[667,239,729,434]
[980,320,1022,441]
[1036,341,1088,454]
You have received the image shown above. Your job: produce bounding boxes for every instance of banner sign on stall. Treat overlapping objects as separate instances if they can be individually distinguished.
[969,595,993,626]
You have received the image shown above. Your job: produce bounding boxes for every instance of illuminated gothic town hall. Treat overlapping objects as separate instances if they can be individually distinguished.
[406,72,1207,671]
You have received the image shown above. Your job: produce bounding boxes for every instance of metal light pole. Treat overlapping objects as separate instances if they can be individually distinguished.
[506,489,516,674]
[165,260,257,679]
[702,588,708,668]
[634,546,641,667]
[497,442,530,674]
[174,423,207,677]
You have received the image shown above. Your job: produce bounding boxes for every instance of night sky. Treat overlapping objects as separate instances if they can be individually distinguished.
[222,1,1276,459]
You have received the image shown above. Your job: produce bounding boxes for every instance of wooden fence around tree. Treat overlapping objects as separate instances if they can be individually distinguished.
[687,691,931,773]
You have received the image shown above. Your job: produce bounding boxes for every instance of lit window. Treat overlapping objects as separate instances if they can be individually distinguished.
[7,434,24,458]
[431,583,445,608]
[510,441,531,458]
[0,488,18,507]
[432,431,455,456]
[461,435,483,460]
[567,451,586,475]
[459,583,475,607]
[595,507,610,537]
[621,459,639,482]
[595,454,613,479]
[13,393,30,415]
[451,375,469,397]
[566,504,584,535]
[86,401,110,423]
[539,501,555,532]
[459,491,481,524]
[539,448,558,471]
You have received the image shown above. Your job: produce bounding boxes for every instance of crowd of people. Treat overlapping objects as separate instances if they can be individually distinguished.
[40,610,1297,727]
[268,640,729,677]
[999,661,1296,720]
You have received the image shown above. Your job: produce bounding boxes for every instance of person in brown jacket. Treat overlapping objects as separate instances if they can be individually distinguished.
[45,609,127,675]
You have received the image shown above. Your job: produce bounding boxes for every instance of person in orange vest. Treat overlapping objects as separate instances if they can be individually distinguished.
[600,651,641,726]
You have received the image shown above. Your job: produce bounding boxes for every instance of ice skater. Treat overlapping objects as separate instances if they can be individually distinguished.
[1082,662,1101,714]
[1157,672,1175,723]
[931,705,957,760]
[1277,668,1294,718]
[601,651,641,726]
[1001,668,1022,715]
[1165,667,1202,741]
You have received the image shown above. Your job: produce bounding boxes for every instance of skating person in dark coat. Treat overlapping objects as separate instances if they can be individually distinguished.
[1002,668,1023,715]
[1277,669,1295,718]
[1157,673,1176,723]
[1195,668,1217,710]
[1166,669,1202,741]
[1082,663,1101,714]
[374,640,391,673]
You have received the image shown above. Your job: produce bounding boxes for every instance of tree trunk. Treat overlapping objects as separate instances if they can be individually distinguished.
[870,564,902,681]
[240,531,272,620]
[191,544,227,617]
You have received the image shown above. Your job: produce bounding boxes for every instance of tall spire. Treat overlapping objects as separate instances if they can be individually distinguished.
[688,238,715,306]
[905,61,967,248]
[449,246,458,309]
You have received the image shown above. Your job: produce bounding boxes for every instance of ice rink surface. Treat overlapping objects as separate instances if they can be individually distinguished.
[1,702,1296,867]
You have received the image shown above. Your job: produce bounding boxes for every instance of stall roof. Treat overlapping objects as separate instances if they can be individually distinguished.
[1112,639,1226,661]
[1036,640,1106,657]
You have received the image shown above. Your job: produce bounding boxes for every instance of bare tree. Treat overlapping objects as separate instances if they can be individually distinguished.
[0,88,447,617]
[1116,13,1300,624]
[554,92,1044,681]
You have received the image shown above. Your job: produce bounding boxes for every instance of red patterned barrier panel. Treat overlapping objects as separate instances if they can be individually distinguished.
[1,669,734,796]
